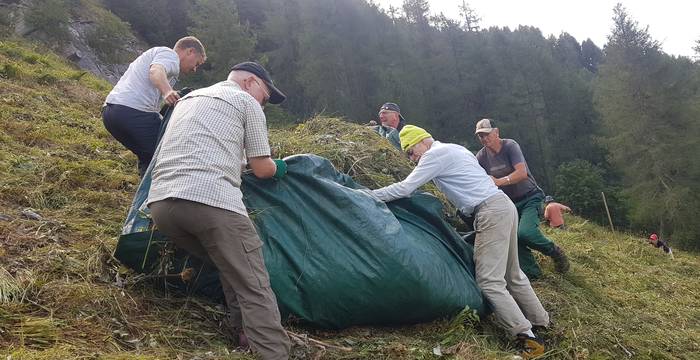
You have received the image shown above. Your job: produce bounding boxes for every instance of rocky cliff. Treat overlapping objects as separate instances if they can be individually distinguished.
[0,0,144,83]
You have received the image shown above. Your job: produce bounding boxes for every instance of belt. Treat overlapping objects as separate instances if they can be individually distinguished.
[473,192,504,214]
[511,188,543,204]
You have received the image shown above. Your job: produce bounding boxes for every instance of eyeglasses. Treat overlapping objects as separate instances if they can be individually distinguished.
[378,110,397,116]
[253,78,270,106]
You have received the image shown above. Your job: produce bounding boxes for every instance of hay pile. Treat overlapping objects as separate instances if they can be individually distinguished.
[269,117,458,221]
[2,40,699,359]
[269,117,412,188]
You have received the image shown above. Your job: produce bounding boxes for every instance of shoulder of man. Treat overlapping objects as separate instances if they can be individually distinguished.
[143,46,175,58]
[475,146,486,159]
[501,138,519,147]
[186,81,257,105]
[430,142,468,158]
[501,138,525,155]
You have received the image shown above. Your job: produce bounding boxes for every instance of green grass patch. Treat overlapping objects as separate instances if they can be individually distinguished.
[0,40,698,359]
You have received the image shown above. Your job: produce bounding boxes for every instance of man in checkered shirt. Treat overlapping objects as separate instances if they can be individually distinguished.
[147,62,290,359]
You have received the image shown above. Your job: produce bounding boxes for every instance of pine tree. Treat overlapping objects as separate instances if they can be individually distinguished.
[458,1,480,32]
[581,39,603,73]
[188,0,256,85]
[595,3,700,248]
[402,0,429,25]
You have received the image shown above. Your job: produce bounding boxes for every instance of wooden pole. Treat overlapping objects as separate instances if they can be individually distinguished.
[601,192,615,233]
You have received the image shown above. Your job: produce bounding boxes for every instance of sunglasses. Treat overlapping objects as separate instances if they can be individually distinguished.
[405,146,417,157]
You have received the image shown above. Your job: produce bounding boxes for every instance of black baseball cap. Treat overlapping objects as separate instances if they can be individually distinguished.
[379,102,406,126]
[231,61,286,104]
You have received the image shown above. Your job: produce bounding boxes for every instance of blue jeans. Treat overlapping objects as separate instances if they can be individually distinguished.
[102,103,161,176]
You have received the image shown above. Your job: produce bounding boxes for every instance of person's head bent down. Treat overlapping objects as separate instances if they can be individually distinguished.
[228,62,287,107]
[174,36,207,74]
[649,233,659,244]
[400,125,434,162]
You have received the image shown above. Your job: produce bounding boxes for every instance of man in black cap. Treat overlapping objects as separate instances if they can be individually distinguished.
[378,102,407,131]
[371,102,408,149]
[147,61,291,359]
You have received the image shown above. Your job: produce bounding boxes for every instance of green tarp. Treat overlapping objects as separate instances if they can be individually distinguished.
[114,154,485,329]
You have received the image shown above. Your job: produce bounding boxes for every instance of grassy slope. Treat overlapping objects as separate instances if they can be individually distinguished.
[0,41,698,360]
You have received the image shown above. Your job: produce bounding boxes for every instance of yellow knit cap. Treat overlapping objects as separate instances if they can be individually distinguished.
[399,125,432,152]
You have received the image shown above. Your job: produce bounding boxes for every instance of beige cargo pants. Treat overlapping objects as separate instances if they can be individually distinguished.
[473,192,550,336]
[150,198,290,359]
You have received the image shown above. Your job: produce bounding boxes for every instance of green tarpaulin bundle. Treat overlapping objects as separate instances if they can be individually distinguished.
[114,153,485,329]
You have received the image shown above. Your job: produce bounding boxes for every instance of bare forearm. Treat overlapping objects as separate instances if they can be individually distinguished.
[149,65,172,94]
[493,163,527,187]
[248,156,276,179]
[149,64,179,105]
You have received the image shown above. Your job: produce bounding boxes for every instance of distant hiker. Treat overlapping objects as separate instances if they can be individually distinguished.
[543,195,571,229]
[147,62,291,359]
[475,118,569,278]
[371,102,408,149]
[369,125,549,359]
[648,233,674,258]
[102,36,207,176]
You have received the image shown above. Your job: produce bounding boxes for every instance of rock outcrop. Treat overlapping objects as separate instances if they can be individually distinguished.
[0,0,144,83]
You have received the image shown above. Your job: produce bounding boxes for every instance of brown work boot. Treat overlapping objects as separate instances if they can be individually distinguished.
[516,333,545,359]
[550,245,570,273]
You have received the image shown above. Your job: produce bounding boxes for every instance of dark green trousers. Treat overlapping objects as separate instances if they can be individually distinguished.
[514,193,556,279]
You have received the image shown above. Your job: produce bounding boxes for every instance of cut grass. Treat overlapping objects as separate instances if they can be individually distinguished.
[0,39,699,359]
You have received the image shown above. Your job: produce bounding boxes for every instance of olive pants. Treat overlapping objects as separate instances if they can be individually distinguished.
[514,193,557,279]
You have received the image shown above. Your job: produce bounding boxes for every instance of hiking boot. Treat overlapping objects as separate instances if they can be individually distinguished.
[550,245,570,273]
[516,333,545,359]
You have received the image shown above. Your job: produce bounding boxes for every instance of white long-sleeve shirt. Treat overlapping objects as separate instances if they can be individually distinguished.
[372,141,501,215]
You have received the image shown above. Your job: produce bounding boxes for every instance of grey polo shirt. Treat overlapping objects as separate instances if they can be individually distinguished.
[147,81,271,216]
[476,138,539,201]
[105,47,180,113]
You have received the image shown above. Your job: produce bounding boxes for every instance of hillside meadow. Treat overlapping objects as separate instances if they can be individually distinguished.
[1,41,699,359]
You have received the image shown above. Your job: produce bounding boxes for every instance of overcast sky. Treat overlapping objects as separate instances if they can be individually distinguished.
[375,0,699,58]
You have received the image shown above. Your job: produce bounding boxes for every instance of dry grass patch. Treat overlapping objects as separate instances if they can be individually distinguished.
[1,39,699,359]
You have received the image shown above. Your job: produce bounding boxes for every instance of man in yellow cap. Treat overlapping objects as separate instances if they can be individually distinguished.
[370,125,549,359]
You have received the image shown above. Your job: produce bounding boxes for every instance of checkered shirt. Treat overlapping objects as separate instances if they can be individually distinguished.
[147,81,270,216]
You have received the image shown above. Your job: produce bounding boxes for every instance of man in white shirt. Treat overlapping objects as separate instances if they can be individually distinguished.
[371,125,549,359]
[102,36,206,176]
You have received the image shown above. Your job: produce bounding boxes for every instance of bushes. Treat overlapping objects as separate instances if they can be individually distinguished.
[0,63,20,79]
[25,0,71,43]
[554,159,628,227]
[86,7,133,63]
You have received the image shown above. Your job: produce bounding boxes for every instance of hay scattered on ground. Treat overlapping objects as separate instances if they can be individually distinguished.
[1,40,699,359]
